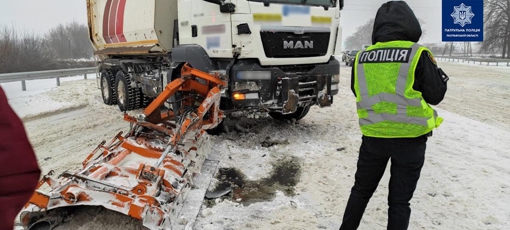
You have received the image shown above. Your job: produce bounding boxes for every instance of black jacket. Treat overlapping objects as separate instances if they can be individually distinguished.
[351,1,447,105]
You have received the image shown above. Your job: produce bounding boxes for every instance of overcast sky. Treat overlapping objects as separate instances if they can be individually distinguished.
[342,0,443,44]
[0,0,443,44]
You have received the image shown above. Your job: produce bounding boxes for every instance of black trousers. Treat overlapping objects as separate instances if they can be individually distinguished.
[340,135,427,230]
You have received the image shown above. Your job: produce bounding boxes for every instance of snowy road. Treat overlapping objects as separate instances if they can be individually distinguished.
[4,60,510,229]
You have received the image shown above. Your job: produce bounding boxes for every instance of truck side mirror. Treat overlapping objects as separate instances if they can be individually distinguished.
[203,0,222,4]
[203,0,236,13]
[220,2,236,13]
[340,0,344,10]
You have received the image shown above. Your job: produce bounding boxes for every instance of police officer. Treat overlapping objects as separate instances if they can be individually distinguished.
[339,1,448,230]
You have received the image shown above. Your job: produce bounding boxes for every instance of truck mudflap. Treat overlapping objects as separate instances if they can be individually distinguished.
[229,57,339,113]
[20,64,226,230]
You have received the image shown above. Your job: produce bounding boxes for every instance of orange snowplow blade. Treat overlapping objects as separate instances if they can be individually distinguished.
[20,64,225,229]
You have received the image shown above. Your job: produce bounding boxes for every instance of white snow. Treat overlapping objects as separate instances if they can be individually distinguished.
[5,60,510,229]
[1,74,96,119]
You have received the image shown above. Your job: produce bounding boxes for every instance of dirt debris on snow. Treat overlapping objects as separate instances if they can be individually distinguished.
[205,156,301,206]
[4,60,510,229]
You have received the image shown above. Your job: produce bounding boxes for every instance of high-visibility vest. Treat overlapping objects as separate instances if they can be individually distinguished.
[353,41,444,138]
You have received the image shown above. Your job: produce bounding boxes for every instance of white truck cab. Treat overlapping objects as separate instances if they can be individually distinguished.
[88,0,344,120]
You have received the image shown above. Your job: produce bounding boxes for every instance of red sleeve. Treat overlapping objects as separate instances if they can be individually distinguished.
[0,87,41,229]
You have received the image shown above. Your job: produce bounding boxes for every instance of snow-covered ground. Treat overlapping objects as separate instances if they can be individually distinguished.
[1,74,96,120]
[3,61,510,229]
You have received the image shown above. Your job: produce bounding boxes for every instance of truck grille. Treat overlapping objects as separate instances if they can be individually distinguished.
[260,31,330,58]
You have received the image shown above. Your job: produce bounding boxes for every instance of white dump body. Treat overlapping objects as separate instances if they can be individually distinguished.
[87,0,177,55]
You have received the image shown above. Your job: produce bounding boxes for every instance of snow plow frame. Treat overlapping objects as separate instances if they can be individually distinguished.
[20,63,226,229]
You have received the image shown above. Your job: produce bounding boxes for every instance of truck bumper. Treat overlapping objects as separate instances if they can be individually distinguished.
[228,57,339,114]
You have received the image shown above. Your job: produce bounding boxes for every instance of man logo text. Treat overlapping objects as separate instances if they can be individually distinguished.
[283,41,313,49]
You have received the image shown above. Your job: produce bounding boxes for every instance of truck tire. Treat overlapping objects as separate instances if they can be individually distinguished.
[100,70,117,105]
[133,85,142,110]
[115,71,138,112]
[269,106,311,121]
[141,93,153,108]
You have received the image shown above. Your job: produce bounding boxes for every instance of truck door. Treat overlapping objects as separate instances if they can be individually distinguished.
[179,0,233,59]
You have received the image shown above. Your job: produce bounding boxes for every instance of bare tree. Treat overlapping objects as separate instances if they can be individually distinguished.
[344,18,427,50]
[423,43,444,54]
[46,21,93,60]
[481,0,510,58]
[344,19,374,50]
[0,26,54,73]
[0,22,94,73]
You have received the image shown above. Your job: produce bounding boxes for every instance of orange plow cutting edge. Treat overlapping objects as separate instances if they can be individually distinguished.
[20,64,226,229]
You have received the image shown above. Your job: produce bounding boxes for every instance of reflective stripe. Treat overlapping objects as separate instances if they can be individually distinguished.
[360,113,429,126]
[356,49,369,97]
[356,44,427,126]
[396,44,421,94]
[357,93,422,108]
[433,109,439,123]
[396,44,421,118]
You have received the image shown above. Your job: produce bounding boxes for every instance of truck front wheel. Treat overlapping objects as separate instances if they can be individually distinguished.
[100,70,117,105]
[115,71,139,112]
[269,106,311,121]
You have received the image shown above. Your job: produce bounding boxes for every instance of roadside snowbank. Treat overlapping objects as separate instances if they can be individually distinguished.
[5,78,129,177]
[1,74,96,120]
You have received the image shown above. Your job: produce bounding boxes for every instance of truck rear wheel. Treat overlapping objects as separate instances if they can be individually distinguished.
[269,106,311,121]
[141,92,153,108]
[100,70,117,105]
[115,71,139,112]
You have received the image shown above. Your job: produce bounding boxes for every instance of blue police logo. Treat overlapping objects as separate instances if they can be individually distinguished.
[451,3,475,27]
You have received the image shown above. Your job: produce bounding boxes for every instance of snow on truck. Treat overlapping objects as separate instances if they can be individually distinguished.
[90,0,344,120]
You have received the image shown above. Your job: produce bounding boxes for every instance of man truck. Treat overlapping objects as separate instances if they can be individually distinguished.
[88,0,344,120]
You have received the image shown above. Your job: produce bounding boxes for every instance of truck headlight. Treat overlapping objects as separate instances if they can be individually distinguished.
[332,74,340,84]
[236,71,271,80]
[233,92,259,100]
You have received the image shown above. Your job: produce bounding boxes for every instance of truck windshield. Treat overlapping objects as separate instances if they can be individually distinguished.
[247,0,336,7]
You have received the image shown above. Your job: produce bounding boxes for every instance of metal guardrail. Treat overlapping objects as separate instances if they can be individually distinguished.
[0,67,97,91]
[436,56,510,67]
